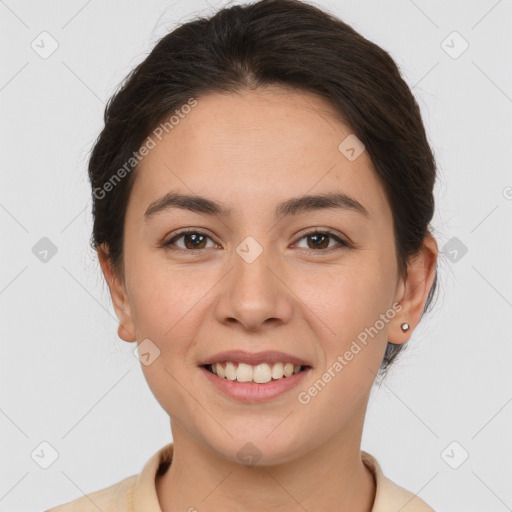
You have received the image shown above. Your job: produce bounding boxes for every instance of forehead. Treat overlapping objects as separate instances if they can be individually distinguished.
[129,87,391,224]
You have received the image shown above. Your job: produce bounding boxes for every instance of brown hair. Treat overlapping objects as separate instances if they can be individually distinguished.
[88,0,438,374]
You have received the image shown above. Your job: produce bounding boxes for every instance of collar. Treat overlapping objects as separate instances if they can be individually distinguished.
[132,443,433,511]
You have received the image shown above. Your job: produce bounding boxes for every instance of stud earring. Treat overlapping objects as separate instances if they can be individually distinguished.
[400,322,410,332]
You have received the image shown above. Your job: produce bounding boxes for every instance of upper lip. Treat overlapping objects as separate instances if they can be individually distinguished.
[200,350,312,368]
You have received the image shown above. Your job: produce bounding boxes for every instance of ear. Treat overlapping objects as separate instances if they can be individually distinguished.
[390,234,438,344]
[97,244,137,343]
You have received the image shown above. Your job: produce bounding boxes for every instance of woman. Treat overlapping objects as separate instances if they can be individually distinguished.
[48,0,438,510]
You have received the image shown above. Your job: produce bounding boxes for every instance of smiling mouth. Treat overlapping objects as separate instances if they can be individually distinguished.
[203,362,311,384]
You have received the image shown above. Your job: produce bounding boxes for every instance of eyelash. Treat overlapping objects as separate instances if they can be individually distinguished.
[160,229,351,255]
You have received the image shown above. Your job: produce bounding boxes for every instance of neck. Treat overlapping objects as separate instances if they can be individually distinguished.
[156,421,376,512]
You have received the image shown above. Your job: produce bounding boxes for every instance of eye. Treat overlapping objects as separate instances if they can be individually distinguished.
[160,229,351,255]
[161,230,218,253]
[293,230,351,253]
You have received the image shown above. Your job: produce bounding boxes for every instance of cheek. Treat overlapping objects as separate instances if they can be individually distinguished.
[129,265,209,414]
[304,258,394,369]
[127,256,205,338]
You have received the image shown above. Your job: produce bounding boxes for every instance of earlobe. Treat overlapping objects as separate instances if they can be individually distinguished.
[97,244,137,343]
[117,323,136,343]
[391,235,438,344]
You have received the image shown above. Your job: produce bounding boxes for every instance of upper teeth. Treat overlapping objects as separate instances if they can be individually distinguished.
[210,362,302,383]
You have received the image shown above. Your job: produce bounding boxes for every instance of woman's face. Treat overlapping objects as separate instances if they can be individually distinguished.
[100,86,436,464]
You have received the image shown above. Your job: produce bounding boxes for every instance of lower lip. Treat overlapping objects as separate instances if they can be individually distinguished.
[200,366,312,403]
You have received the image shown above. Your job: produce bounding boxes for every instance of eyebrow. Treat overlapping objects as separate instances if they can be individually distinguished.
[144,191,369,221]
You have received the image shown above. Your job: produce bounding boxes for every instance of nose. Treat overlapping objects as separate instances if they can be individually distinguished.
[214,245,293,332]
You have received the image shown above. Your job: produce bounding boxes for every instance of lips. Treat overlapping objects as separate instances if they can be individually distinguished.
[200,364,312,403]
[199,350,312,368]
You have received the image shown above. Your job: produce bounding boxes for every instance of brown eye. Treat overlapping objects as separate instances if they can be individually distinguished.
[306,233,330,250]
[180,233,208,250]
[162,230,217,252]
[295,230,350,253]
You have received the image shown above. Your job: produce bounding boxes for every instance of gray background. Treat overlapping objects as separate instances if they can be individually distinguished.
[1,0,511,510]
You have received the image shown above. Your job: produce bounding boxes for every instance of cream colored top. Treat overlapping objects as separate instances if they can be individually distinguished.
[46,443,435,511]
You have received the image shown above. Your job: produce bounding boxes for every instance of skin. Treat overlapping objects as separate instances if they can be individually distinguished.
[98,86,438,512]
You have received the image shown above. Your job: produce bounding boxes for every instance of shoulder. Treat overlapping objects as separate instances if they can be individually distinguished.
[361,451,436,511]
[45,474,138,512]
[45,443,173,512]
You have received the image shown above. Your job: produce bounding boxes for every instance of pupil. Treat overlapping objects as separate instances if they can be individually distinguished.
[185,233,205,249]
[309,234,328,249]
